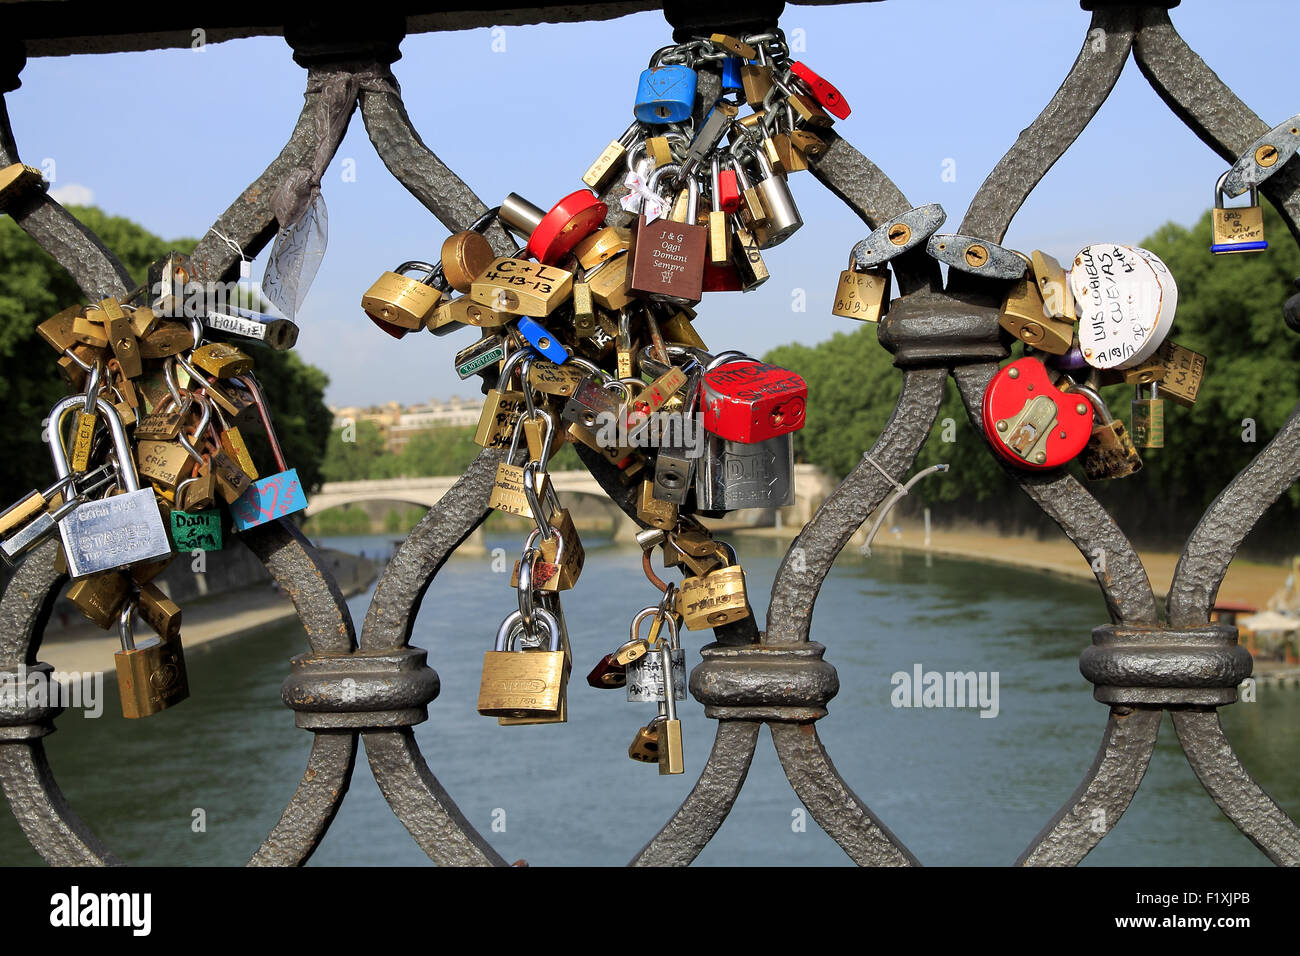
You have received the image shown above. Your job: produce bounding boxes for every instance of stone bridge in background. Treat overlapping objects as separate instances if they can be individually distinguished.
[310,465,837,542]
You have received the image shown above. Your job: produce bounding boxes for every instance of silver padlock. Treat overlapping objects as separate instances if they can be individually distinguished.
[750,148,803,247]
[625,607,686,703]
[694,431,794,512]
[49,395,173,578]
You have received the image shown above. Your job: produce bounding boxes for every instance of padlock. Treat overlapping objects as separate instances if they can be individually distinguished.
[229,468,308,531]
[701,357,806,443]
[721,55,744,93]
[470,255,574,316]
[927,234,1029,280]
[114,598,189,718]
[498,190,607,266]
[1071,243,1176,370]
[587,632,652,690]
[730,155,768,227]
[708,156,730,265]
[190,341,253,379]
[477,607,568,718]
[100,298,143,380]
[657,641,685,775]
[831,252,891,322]
[730,218,770,291]
[0,474,73,543]
[67,572,132,629]
[624,607,685,701]
[361,262,444,330]
[695,431,794,512]
[585,252,636,311]
[981,357,1093,470]
[677,545,752,630]
[0,162,47,212]
[1131,383,1165,449]
[748,148,803,247]
[1211,171,1268,254]
[1070,384,1143,481]
[789,61,851,119]
[516,315,569,365]
[474,349,532,448]
[999,267,1074,355]
[200,305,299,351]
[510,524,582,593]
[169,506,222,551]
[573,225,632,272]
[49,397,172,578]
[441,230,496,294]
[455,335,507,381]
[137,580,182,641]
[583,121,641,191]
[1153,341,1205,408]
[635,63,696,124]
[629,164,707,305]
[740,49,774,107]
[628,715,666,762]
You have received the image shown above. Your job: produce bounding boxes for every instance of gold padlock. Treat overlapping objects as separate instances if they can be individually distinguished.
[509,510,584,592]
[362,263,444,329]
[1132,384,1165,449]
[470,257,573,317]
[1070,385,1142,481]
[1211,172,1268,255]
[499,607,573,725]
[999,258,1075,355]
[67,571,132,629]
[190,342,253,379]
[114,600,189,719]
[676,544,752,630]
[0,162,47,212]
[831,252,891,322]
[1153,341,1205,407]
[628,715,664,762]
[477,608,568,719]
[136,440,197,491]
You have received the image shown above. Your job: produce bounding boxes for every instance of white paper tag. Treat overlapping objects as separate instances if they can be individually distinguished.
[263,194,328,321]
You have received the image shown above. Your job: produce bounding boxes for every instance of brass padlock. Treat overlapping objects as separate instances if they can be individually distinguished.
[509,510,584,591]
[440,230,496,293]
[362,262,444,329]
[1131,384,1165,449]
[676,544,752,630]
[628,715,665,762]
[136,440,197,491]
[831,252,891,322]
[586,253,635,310]
[114,600,189,719]
[477,608,568,719]
[0,162,47,212]
[470,257,573,317]
[573,225,632,272]
[1153,341,1206,407]
[474,349,530,449]
[190,342,253,379]
[1211,171,1268,255]
[1071,385,1142,481]
[657,642,685,775]
[67,571,132,629]
[999,266,1075,355]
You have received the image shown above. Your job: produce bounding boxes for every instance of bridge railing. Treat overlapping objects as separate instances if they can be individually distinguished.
[1,1,1298,867]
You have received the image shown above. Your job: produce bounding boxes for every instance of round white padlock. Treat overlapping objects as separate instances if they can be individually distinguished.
[1070,243,1177,370]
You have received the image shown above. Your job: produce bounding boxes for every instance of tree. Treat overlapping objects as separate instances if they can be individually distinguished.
[0,206,333,502]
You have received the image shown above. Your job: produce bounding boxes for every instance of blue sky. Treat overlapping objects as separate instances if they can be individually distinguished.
[6,0,1297,407]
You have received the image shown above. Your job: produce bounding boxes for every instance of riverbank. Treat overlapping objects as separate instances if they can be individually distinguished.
[736,518,1288,610]
[37,548,379,676]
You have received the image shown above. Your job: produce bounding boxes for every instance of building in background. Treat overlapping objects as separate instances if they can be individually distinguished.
[332,397,484,452]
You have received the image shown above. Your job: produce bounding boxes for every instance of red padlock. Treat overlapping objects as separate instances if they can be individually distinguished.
[715,168,742,214]
[702,260,743,292]
[367,314,411,339]
[499,190,607,266]
[701,359,807,443]
[981,357,1092,469]
[790,62,850,120]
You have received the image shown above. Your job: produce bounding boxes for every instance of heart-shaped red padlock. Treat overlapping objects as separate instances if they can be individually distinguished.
[981,356,1092,469]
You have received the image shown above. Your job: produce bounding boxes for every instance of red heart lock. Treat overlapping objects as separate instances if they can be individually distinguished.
[982,357,1092,469]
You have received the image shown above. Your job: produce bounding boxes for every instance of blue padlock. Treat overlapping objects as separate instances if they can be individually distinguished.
[516,316,569,364]
[635,65,697,124]
[230,468,308,532]
[721,56,743,93]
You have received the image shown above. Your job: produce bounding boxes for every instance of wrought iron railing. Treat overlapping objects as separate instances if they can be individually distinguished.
[1,1,1297,866]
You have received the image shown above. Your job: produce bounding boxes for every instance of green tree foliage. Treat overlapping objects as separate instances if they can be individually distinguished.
[320,421,583,480]
[321,419,392,481]
[0,206,332,501]
[765,202,1300,550]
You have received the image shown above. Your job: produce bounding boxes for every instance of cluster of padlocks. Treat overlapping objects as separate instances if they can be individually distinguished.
[360,30,843,772]
[0,240,308,718]
[826,197,1221,479]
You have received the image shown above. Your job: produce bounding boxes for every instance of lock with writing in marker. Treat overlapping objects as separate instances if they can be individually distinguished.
[1211,171,1268,255]
[832,252,891,322]
[635,60,697,124]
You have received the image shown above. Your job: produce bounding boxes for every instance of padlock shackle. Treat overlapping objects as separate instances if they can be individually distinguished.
[496,345,536,391]
[494,607,561,652]
[119,597,138,652]
[48,395,141,491]
[1216,169,1259,207]
[234,373,289,474]
[1066,382,1111,423]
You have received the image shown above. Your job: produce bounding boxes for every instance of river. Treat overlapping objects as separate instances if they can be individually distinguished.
[2,533,1295,866]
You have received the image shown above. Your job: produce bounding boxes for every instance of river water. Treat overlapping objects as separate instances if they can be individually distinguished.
[2,533,1296,866]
